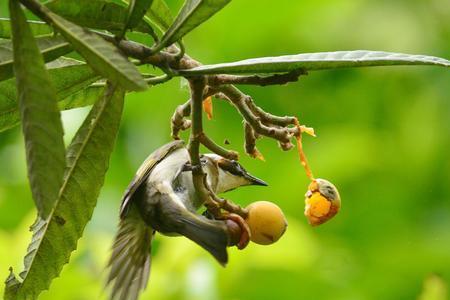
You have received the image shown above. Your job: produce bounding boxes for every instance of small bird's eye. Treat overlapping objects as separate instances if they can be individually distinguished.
[236,162,247,173]
[232,161,245,173]
[225,161,242,175]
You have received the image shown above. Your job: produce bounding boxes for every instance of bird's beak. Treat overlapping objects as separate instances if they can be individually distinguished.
[243,172,268,186]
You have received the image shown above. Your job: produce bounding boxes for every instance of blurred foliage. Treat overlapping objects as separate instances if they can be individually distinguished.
[418,274,448,300]
[1,0,449,299]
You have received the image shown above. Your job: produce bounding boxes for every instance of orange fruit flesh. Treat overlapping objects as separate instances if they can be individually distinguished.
[305,192,331,218]
[203,96,213,120]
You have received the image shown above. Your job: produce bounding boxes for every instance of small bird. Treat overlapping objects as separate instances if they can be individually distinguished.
[106,140,267,300]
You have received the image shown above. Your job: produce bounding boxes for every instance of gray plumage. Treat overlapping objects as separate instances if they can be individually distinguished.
[106,140,267,300]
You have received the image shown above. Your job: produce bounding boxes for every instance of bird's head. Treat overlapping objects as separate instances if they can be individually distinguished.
[202,154,268,194]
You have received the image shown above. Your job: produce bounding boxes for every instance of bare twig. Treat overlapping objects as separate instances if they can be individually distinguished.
[218,85,293,144]
[187,79,248,223]
[198,133,239,160]
[202,175,249,219]
[208,69,306,86]
[187,77,218,216]
[245,98,297,127]
[244,122,263,159]
[170,89,226,139]
[171,100,191,139]
[146,74,173,85]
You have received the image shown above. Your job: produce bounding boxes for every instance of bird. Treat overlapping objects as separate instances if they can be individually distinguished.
[106,140,267,300]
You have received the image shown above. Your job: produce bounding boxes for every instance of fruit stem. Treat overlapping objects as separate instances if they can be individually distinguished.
[294,117,315,181]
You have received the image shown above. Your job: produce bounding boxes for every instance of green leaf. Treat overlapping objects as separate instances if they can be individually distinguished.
[0,59,100,132]
[45,0,154,35]
[4,269,20,300]
[146,0,172,30]
[152,0,231,52]
[0,35,72,82]
[9,0,66,218]
[125,0,154,32]
[4,82,125,300]
[178,50,450,75]
[35,0,147,91]
[57,83,104,111]
[46,58,101,100]
[0,17,52,39]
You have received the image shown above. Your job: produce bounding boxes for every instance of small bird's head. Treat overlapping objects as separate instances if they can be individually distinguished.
[202,154,268,194]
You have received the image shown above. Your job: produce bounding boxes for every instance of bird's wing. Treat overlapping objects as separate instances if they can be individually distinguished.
[120,140,185,218]
[107,206,153,300]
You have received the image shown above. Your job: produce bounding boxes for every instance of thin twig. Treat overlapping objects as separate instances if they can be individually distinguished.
[202,175,249,219]
[244,122,263,159]
[187,77,223,217]
[170,88,230,139]
[187,79,247,221]
[198,133,239,160]
[219,85,293,144]
[208,69,306,86]
[171,100,191,140]
[146,74,172,85]
[245,98,297,127]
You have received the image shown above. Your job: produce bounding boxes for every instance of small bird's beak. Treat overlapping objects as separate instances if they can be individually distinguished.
[243,172,268,186]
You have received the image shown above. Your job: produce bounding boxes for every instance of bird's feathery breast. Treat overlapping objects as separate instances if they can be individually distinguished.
[144,147,220,213]
[145,148,193,209]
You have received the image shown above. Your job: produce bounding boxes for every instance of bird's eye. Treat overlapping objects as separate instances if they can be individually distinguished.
[218,159,245,176]
[224,161,241,175]
[235,162,246,173]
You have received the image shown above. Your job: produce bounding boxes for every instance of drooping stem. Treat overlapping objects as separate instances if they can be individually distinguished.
[187,78,247,218]
[171,100,191,139]
[187,77,221,216]
[198,133,239,160]
[294,118,315,180]
[244,122,264,160]
[188,77,205,170]
[171,92,239,160]
[219,85,293,144]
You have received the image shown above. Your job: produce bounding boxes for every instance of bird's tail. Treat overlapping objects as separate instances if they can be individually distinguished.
[177,212,230,266]
[106,206,153,300]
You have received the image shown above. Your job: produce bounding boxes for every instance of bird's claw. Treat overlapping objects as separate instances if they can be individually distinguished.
[224,213,251,250]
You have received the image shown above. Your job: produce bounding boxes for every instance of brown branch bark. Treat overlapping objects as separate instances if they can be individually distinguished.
[198,133,239,160]
[207,69,306,86]
[186,77,223,217]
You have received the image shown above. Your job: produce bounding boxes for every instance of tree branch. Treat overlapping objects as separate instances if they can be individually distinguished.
[20,0,312,163]
[218,85,294,145]
[245,98,297,127]
[171,100,191,140]
[244,122,263,159]
[198,133,239,160]
[187,77,223,217]
[207,69,306,86]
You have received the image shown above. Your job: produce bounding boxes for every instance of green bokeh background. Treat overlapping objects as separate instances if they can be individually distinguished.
[1,0,450,299]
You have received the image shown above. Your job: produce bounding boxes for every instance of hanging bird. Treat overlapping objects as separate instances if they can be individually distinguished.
[106,140,267,300]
